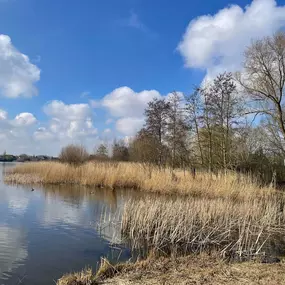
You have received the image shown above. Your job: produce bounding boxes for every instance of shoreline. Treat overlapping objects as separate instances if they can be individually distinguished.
[57,254,285,285]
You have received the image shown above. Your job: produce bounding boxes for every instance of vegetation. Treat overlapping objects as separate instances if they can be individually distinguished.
[57,254,285,285]
[59,144,89,166]
[4,161,274,199]
[122,195,285,258]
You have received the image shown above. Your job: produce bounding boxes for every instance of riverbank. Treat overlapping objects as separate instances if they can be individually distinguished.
[4,161,274,199]
[57,192,285,284]
[57,254,285,285]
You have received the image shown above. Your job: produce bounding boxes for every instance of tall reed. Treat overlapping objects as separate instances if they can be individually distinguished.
[5,161,274,200]
[121,195,285,259]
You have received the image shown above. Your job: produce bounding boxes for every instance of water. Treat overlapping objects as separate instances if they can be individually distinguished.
[0,163,135,285]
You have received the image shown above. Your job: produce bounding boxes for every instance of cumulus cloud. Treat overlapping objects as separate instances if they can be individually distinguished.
[116,117,145,136]
[0,108,37,154]
[40,100,97,140]
[99,86,162,136]
[177,0,285,80]
[12,112,37,127]
[33,127,55,141]
[0,110,36,129]
[0,101,99,155]
[0,34,40,98]
[43,100,91,121]
[102,86,160,117]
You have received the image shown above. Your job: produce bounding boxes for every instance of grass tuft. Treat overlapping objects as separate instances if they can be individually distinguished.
[57,268,96,285]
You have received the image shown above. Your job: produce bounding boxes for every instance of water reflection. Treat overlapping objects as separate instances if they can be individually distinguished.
[0,226,28,281]
[0,163,136,285]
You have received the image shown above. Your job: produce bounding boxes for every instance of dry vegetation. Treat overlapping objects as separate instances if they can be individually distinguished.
[57,267,95,285]
[4,161,274,200]
[121,195,285,259]
[57,254,285,285]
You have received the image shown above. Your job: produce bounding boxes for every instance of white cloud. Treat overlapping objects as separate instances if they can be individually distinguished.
[43,100,91,121]
[0,34,40,98]
[99,86,162,136]
[0,109,36,131]
[33,127,55,141]
[0,109,7,120]
[0,101,99,155]
[116,117,145,136]
[177,0,285,80]
[102,86,161,117]
[40,100,97,140]
[12,112,37,127]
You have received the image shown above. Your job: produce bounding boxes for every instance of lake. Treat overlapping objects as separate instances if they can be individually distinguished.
[0,163,134,285]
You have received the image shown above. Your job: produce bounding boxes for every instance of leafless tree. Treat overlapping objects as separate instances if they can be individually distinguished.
[59,144,89,166]
[166,92,189,171]
[237,32,285,154]
[144,98,170,168]
[185,89,204,166]
[208,72,241,172]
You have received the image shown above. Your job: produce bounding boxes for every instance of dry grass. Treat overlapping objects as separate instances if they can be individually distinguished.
[101,254,285,285]
[57,267,95,285]
[4,161,275,199]
[57,258,125,285]
[121,195,285,259]
[57,254,285,285]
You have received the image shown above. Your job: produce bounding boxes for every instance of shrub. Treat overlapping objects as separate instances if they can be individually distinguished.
[59,144,89,166]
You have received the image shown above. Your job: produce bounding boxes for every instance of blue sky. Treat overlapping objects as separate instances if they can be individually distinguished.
[0,0,285,155]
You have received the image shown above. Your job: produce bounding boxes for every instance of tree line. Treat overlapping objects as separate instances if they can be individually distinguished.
[62,32,285,184]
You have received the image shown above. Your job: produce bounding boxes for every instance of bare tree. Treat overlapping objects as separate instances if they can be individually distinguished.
[185,89,204,166]
[94,143,109,161]
[237,32,285,154]
[144,98,170,168]
[208,72,240,172]
[59,144,89,166]
[129,128,159,164]
[112,139,129,161]
[166,92,189,171]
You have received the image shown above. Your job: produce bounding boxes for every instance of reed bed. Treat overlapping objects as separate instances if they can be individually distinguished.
[121,195,285,259]
[4,161,275,200]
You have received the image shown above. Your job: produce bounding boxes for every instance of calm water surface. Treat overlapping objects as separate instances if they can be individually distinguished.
[0,163,135,285]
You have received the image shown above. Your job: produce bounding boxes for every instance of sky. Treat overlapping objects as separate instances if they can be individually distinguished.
[1,0,285,156]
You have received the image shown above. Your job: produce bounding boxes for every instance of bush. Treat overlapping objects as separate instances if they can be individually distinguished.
[59,144,89,166]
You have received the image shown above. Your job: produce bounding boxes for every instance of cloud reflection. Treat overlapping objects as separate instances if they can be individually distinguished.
[0,226,28,280]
